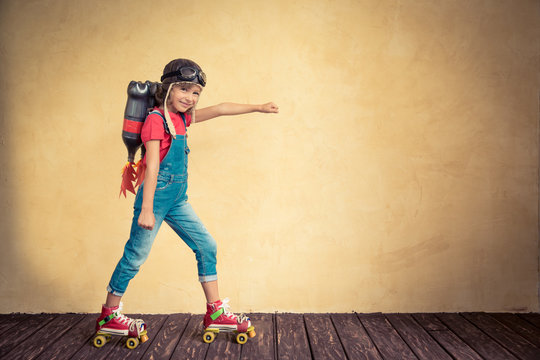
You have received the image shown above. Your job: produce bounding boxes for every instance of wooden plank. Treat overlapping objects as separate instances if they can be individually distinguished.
[141,313,191,360]
[428,330,483,360]
[491,313,540,348]
[7,311,540,360]
[240,313,275,360]
[0,314,16,324]
[412,313,481,359]
[412,313,448,331]
[0,313,55,358]
[436,313,517,360]
[331,313,382,360]
[386,313,452,360]
[462,312,540,360]
[0,314,31,335]
[276,313,311,360]
[170,314,208,360]
[304,314,347,360]
[358,313,417,359]
[105,314,168,360]
[35,314,97,360]
[518,313,540,329]
[4,313,85,360]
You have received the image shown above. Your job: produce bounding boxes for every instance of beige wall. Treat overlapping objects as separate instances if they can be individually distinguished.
[0,0,538,314]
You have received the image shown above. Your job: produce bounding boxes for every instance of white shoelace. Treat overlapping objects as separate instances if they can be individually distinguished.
[114,302,144,334]
[220,298,249,324]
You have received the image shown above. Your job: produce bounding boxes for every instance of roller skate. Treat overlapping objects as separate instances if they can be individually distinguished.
[93,302,148,349]
[202,298,256,344]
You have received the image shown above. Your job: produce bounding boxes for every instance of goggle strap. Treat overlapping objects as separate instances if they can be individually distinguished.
[161,68,196,81]
[161,67,205,86]
[161,70,184,81]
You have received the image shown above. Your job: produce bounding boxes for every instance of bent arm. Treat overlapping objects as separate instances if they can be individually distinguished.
[195,102,279,123]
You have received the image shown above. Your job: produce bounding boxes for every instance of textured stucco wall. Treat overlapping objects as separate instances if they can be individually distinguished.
[0,0,538,313]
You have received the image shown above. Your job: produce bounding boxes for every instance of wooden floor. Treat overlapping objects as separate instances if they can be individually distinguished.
[1,312,540,359]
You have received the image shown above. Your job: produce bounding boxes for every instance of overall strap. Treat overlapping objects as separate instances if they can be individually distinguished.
[180,112,187,129]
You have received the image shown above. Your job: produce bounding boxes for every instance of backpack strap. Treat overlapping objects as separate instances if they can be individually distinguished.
[148,110,187,134]
[149,110,170,134]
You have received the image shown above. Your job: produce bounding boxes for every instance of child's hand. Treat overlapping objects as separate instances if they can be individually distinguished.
[259,102,279,113]
[138,209,155,230]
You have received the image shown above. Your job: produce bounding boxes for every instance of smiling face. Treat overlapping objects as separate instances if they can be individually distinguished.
[166,82,203,113]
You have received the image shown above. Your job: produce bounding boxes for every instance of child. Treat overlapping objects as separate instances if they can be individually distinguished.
[96,58,278,345]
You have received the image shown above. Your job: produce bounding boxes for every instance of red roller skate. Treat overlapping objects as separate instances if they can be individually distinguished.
[93,302,148,349]
[202,298,256,344]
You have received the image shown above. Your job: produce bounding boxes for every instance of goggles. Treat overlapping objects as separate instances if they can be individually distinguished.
[161,66,207,87]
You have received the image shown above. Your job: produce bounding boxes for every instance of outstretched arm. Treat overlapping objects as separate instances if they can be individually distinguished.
[194,102,279,123]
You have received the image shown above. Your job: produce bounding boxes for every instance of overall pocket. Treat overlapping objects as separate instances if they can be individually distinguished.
[156,174,171,190]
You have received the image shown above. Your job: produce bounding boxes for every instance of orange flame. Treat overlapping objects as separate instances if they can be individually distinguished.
[119,162,137,197]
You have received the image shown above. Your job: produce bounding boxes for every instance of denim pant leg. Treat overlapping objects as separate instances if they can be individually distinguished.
[164,200,218,282]
[107,211,166,296]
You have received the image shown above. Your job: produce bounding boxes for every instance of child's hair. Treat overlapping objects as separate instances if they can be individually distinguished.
[156,58,206,137]
[153,85,167,108]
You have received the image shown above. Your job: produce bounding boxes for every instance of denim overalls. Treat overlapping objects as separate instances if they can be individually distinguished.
[108,112,218,296]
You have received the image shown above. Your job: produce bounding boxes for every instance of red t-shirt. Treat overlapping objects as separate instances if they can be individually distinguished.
[140,108,192,163]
